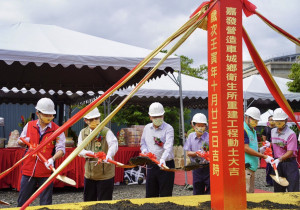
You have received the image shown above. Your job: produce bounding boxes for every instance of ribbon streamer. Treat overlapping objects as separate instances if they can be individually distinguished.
[241,0,300,46]
[242,27,300,129]
[0,2,203,181]
[20,4,214,208]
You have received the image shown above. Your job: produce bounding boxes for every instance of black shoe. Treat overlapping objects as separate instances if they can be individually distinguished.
[265,184,273,187]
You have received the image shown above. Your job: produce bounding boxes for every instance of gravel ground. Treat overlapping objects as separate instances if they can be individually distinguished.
[0,169,282,208]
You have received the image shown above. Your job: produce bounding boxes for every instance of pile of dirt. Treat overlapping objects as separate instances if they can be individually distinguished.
[83,200,199,210]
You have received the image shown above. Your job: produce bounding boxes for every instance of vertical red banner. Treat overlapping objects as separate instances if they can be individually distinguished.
[207,0,246,209]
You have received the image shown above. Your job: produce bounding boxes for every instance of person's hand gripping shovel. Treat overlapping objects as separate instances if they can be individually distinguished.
[139,152,180,172]
[270,159,289,187]
[86,152,136,168]
[19,137,76,186]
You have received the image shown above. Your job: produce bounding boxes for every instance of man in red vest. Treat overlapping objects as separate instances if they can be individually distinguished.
[17,98,66,206]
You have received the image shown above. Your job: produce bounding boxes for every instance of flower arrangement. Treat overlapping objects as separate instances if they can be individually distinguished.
[154,137,164,147]
[18,113,33,128]
[202,142,209,151]
[96,133,103,142]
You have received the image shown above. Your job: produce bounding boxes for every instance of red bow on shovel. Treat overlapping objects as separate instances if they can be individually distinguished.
[19,138,76,186]
[139,152,179,172]
[195,150,210,162]
[86,152,135,168]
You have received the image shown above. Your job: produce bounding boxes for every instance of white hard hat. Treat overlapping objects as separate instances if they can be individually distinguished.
[35,98,56,115]
[192,113,207,125]
[84,108,101,119]
[148,102,165,117]
[245,107,261,121]
[273,108,288,120]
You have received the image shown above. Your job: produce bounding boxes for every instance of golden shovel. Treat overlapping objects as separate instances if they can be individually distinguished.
[270,162,289,187]
[0,200,10,205]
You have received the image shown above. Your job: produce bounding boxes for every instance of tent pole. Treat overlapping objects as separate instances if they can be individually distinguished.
[178,70,188,186]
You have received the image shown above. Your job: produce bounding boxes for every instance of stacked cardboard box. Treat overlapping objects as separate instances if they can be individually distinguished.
[118,125,145,147]
[173,146,190,168]
[7,130,20,147]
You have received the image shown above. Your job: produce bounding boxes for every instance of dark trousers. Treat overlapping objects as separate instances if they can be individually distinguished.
[266,163,274,185]
[146,160,175,198]
[273,159,299,192]
[84,177,114,201]
[17,175,53,207]
[192,165,210,195]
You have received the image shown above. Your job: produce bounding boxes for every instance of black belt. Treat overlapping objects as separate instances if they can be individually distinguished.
[198,164,209,168]
[281,157,296,162]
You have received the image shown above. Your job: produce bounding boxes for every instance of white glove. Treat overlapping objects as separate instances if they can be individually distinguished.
[159,159,166,168]
[104,155,112,163]
[264,155,273,164]
[265,141,270,147]
[142,149,148,154]
[272,158,281,168]
[44,158,54,170]
[24,137,30,142]
[259,146,266,154]
[80,150,95,158]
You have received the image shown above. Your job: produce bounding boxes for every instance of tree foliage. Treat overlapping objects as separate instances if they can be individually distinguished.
[160,50,208,79]
[180,55,207,79]
[287,62,300,92]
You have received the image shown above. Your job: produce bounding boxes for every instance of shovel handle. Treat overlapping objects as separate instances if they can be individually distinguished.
[107,159,123,166]
[20,138,55,171]
[86,153,97,158]
[19,137,31,147]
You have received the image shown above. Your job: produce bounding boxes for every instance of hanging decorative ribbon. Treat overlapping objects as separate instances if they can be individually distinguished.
[241,0,300,46]
[0,0,206,181]
[20,2,215,209]
[242,27,300,129]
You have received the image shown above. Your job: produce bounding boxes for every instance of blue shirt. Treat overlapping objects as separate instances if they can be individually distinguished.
[184,132,209,164]
[244,121,259,172]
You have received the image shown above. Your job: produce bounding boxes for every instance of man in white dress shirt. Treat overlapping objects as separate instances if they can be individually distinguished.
[140,102,175,198]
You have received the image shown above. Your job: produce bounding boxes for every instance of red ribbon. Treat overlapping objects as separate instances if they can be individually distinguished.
[190,0,212,18]
[240,0,257,17]
[241,0,300,46]
[242,27,300,130]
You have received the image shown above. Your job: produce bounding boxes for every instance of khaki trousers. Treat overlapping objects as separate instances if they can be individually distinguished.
[245,168,255,193]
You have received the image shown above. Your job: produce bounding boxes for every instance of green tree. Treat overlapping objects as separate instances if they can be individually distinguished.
[180,55,207,79]
[287,62,300,92]
[160,50,208,79]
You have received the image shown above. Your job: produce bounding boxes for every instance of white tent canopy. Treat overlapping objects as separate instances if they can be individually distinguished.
[0,22,180,70]
[0,23,181,104]
[115,72,208,100]
[109,74,300,105]
[243,75,300,101]
[258,109,274,126]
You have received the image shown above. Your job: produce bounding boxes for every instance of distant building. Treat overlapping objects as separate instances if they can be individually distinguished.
[243,38,300,78]
[243,53,300,78]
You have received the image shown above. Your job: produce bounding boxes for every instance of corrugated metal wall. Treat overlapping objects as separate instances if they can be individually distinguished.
[0,103,36,142]
[0,103,86,144]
